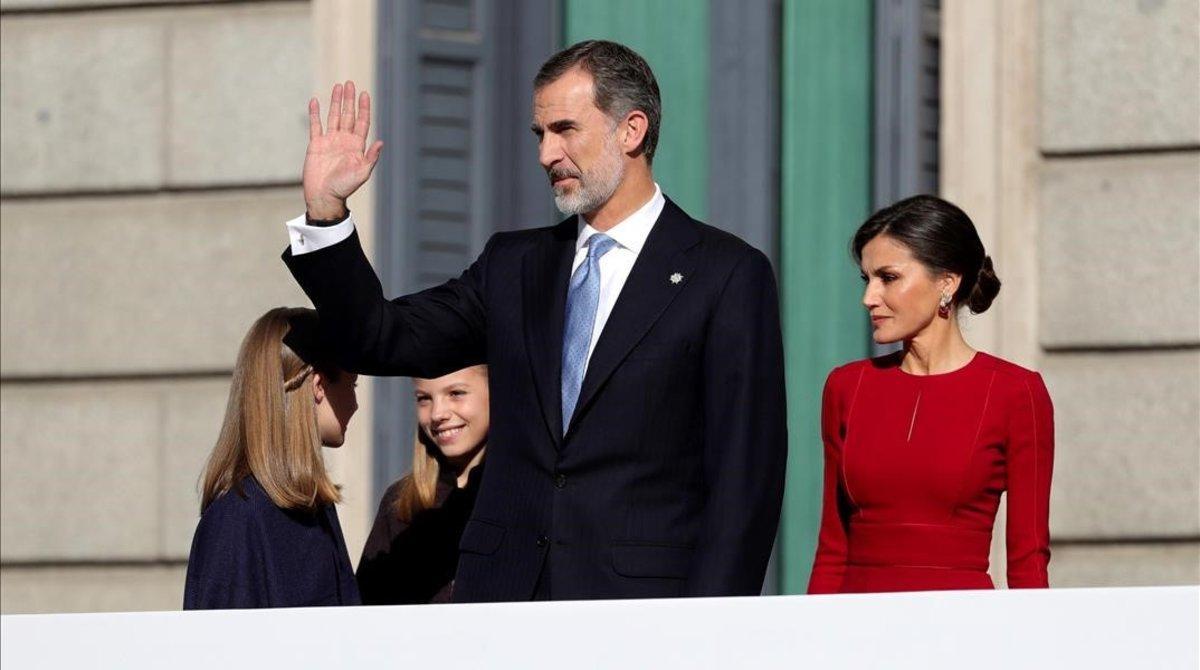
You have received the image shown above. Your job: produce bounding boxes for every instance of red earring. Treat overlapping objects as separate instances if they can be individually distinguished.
[938,293,952,318]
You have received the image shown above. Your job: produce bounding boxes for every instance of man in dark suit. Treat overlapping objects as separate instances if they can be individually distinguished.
[283,41,786,601]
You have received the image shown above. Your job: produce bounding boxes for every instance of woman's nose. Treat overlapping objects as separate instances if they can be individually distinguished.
[862,283,879,309]
[431,398,451,421]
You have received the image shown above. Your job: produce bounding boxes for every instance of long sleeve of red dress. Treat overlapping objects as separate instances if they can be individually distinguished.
[1003,372,1055,587]
[807,352,1054,594]
[808,368,854,594]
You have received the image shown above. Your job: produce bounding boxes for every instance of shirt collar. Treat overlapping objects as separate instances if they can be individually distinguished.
[575,183,665,255]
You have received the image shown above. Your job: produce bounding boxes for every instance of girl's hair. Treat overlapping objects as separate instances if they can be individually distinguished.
[852,194,1001,314]
[392,429,443,524]
[199,307,341,512]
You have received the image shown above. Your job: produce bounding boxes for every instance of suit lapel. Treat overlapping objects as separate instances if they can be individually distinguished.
[566,199,701,438]
[522,218,577,446]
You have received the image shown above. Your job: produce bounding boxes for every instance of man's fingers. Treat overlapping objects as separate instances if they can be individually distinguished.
[365,140,384,167]
[326,83,342,134]
[308,98,323,140]
[354,91,372,139]
[340,80,356,132]
[358,141,384,183]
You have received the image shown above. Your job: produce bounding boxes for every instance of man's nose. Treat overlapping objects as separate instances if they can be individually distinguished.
[539,135,563,169]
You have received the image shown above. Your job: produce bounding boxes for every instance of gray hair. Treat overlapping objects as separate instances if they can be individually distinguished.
[534,40,662,164]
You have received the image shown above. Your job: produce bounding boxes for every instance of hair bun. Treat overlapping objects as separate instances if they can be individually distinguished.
[967,255,1001,314]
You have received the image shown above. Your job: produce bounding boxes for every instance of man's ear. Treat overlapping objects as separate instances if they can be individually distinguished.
[620,110,649,155]
[312,371,327,404]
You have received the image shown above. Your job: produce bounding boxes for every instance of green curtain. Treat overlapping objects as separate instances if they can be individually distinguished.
[778,0,873,594]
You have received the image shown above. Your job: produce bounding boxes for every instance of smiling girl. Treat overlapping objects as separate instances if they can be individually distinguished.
[356,364,489,604]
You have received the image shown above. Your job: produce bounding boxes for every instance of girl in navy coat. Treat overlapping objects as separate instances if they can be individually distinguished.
[184,307,361,609]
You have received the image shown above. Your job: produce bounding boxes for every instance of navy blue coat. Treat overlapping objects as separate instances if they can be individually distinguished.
[183,477,361,609]
[284,199,787,601]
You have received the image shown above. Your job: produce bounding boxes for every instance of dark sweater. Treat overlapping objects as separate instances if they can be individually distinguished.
[356,463,483,604]
[183,476,361,609]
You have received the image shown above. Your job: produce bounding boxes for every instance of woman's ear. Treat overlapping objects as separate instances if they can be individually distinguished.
[941,273,962,299]
[311,371,327,404]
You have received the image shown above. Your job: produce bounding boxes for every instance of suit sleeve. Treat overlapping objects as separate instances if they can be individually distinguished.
[1005,372,1055,588]
[807,369,852,594]
[282,230,489,378]
[183,501,270,609]
[686,248,788,596]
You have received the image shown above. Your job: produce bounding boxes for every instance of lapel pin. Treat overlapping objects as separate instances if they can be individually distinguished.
[669,272,683,285]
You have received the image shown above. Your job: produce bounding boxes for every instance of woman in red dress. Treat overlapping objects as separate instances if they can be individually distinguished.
[808,195,1054,594]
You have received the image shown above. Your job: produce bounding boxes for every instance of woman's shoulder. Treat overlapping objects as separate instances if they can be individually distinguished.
[973,352,1046,385]
[971,352,1053,410]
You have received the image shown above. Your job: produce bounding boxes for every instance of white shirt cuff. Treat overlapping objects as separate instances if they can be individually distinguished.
[285,212,356,255]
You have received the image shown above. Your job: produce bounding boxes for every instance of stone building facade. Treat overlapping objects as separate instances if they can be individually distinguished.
[1,0,1195,613]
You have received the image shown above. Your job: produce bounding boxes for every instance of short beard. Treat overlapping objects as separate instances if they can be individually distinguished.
[552,132,626,216]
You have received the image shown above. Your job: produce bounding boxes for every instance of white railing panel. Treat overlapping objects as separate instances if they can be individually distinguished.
[2,586,1196,669]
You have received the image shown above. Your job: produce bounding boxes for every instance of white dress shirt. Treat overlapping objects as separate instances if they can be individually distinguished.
[570,184,664,362]
[284,183,665,366]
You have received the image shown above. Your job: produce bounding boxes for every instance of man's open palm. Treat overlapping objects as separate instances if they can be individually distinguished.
[303,80,384,220]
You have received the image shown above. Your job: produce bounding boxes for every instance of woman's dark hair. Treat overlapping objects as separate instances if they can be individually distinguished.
[851,194,1001,314]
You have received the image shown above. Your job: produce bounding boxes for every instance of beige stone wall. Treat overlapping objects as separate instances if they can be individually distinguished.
[0,0,377,614]
[943,0,1199,588]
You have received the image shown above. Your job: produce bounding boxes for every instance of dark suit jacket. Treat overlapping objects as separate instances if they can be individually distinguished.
[284,199,787,601]
[183,477,361,609]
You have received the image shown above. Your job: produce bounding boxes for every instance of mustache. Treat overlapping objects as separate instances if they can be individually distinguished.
[547,167,582,183]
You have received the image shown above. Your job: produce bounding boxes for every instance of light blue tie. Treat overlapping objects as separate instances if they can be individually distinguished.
[561,233,619,432]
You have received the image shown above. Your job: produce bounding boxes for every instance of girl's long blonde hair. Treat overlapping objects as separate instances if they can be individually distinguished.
[393,429,443,523]
[199,307,341,512]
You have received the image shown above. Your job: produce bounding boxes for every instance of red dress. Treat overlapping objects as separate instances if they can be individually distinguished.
[808,351,1054,594]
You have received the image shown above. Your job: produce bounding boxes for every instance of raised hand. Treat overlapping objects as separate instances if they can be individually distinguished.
[303,80,384,220]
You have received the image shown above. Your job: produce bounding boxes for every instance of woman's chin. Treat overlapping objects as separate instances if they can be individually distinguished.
[872,330,895,344]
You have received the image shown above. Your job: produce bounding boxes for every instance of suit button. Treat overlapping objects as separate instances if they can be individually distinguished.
[536,535,549,548]
[554,473,567,489]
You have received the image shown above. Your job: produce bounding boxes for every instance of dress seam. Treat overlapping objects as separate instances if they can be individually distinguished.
[947,371,997,521]
[1022,376,1043,580]
[840,365,868,509]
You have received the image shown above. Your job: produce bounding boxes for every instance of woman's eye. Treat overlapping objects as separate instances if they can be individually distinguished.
[450,390,466,397]
[881,274,896,283]
[415,396,430,404]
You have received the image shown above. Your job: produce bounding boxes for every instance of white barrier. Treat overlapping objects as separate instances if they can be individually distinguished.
[2,586,1196,669]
